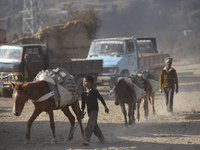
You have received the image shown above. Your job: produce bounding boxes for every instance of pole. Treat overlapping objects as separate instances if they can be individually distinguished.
[69,112,86,137]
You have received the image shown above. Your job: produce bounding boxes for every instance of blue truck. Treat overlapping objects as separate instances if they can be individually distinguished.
[86,36,169,84]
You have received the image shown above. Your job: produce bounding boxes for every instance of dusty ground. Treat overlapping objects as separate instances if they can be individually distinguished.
[1,63,200,150]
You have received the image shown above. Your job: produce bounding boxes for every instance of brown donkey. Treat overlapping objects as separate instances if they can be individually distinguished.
[114,78,137,126]
[11,81,84,145]
[134,70,158,121]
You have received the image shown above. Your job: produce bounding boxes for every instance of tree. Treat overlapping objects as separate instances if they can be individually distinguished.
[61,2,101,39]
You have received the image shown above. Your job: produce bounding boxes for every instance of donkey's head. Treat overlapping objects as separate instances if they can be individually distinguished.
[114,79,135,105]
[11,82,29,116]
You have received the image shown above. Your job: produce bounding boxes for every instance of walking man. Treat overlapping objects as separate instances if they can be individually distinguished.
[159,57,178,113]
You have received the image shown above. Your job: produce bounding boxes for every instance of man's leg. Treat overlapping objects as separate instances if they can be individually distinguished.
[164,87,170,112]
[168,86,175,113]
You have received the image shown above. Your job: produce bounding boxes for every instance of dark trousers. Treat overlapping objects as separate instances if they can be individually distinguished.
[163,86,174,113]
[84,110,105,142]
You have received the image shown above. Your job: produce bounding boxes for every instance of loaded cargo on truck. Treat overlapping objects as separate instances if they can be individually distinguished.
[86,36,169,85]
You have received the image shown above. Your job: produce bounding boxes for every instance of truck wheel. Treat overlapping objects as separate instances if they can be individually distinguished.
[76,77,84,97]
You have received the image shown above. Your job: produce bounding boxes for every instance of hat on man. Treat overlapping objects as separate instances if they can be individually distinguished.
[165,57,173,63]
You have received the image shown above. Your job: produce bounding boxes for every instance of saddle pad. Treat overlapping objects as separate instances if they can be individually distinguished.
[58,84,78,107]
[148,79,158,93]
[133,83,146,101]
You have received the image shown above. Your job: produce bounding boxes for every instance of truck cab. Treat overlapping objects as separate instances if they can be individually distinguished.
[87,37,138,76]
[0,44,46,96]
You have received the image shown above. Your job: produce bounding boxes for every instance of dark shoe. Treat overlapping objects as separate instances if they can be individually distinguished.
[100,139,107,144]
[83,140,90,146]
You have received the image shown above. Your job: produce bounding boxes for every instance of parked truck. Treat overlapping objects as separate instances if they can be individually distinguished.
[0,44,102,97]
[86,36,169,84]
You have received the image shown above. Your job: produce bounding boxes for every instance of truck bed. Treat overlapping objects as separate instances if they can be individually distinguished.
[138,53,169,70]
[49,59,103,75]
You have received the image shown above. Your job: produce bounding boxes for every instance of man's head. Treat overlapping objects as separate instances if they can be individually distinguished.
[165,57,172,63]
[165,57,172,69]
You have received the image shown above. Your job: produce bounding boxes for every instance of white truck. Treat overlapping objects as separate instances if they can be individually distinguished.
[86,36,169,84]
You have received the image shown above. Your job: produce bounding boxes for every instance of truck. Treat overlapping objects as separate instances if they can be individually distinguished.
[0,44,102,97]
[86,36,169,84]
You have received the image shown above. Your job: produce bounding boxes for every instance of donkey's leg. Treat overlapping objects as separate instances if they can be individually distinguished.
[146,98,149,117]
[137,101,141,121]
[48,110,57,144]
[151,94,156,116]
[71,101,84,137]
[132,103,136,124]
[128,103,131,125]
[61,106,75,140]
[143,98,149,120]
[25,108,41,145]
[128,103,135,125]
[120,104,127,126]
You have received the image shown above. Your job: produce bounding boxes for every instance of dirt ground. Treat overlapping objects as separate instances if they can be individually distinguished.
[1,63,200,150]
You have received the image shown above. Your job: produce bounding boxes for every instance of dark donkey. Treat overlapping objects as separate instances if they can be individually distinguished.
[11,81,84,145]
[133,70,158,121]
[114,77,137,126]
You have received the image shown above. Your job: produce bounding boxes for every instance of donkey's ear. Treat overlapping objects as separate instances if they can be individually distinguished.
[11,82,16,89]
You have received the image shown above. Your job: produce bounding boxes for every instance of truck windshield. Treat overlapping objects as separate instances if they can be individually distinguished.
[89,41,124,56]
[0,46,22,62]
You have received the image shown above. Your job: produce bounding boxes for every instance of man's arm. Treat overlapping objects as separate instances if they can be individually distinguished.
[174,70,178,93]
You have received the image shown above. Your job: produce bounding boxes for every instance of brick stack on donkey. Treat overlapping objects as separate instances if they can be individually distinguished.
[11,67,84,145]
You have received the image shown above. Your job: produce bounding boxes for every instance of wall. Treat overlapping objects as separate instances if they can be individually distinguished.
[10,20,91,59]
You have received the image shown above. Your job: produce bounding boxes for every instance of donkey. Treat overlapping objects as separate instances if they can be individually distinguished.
[11,81,84,145]
[114,78,137,126]
[134,70,158,120]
